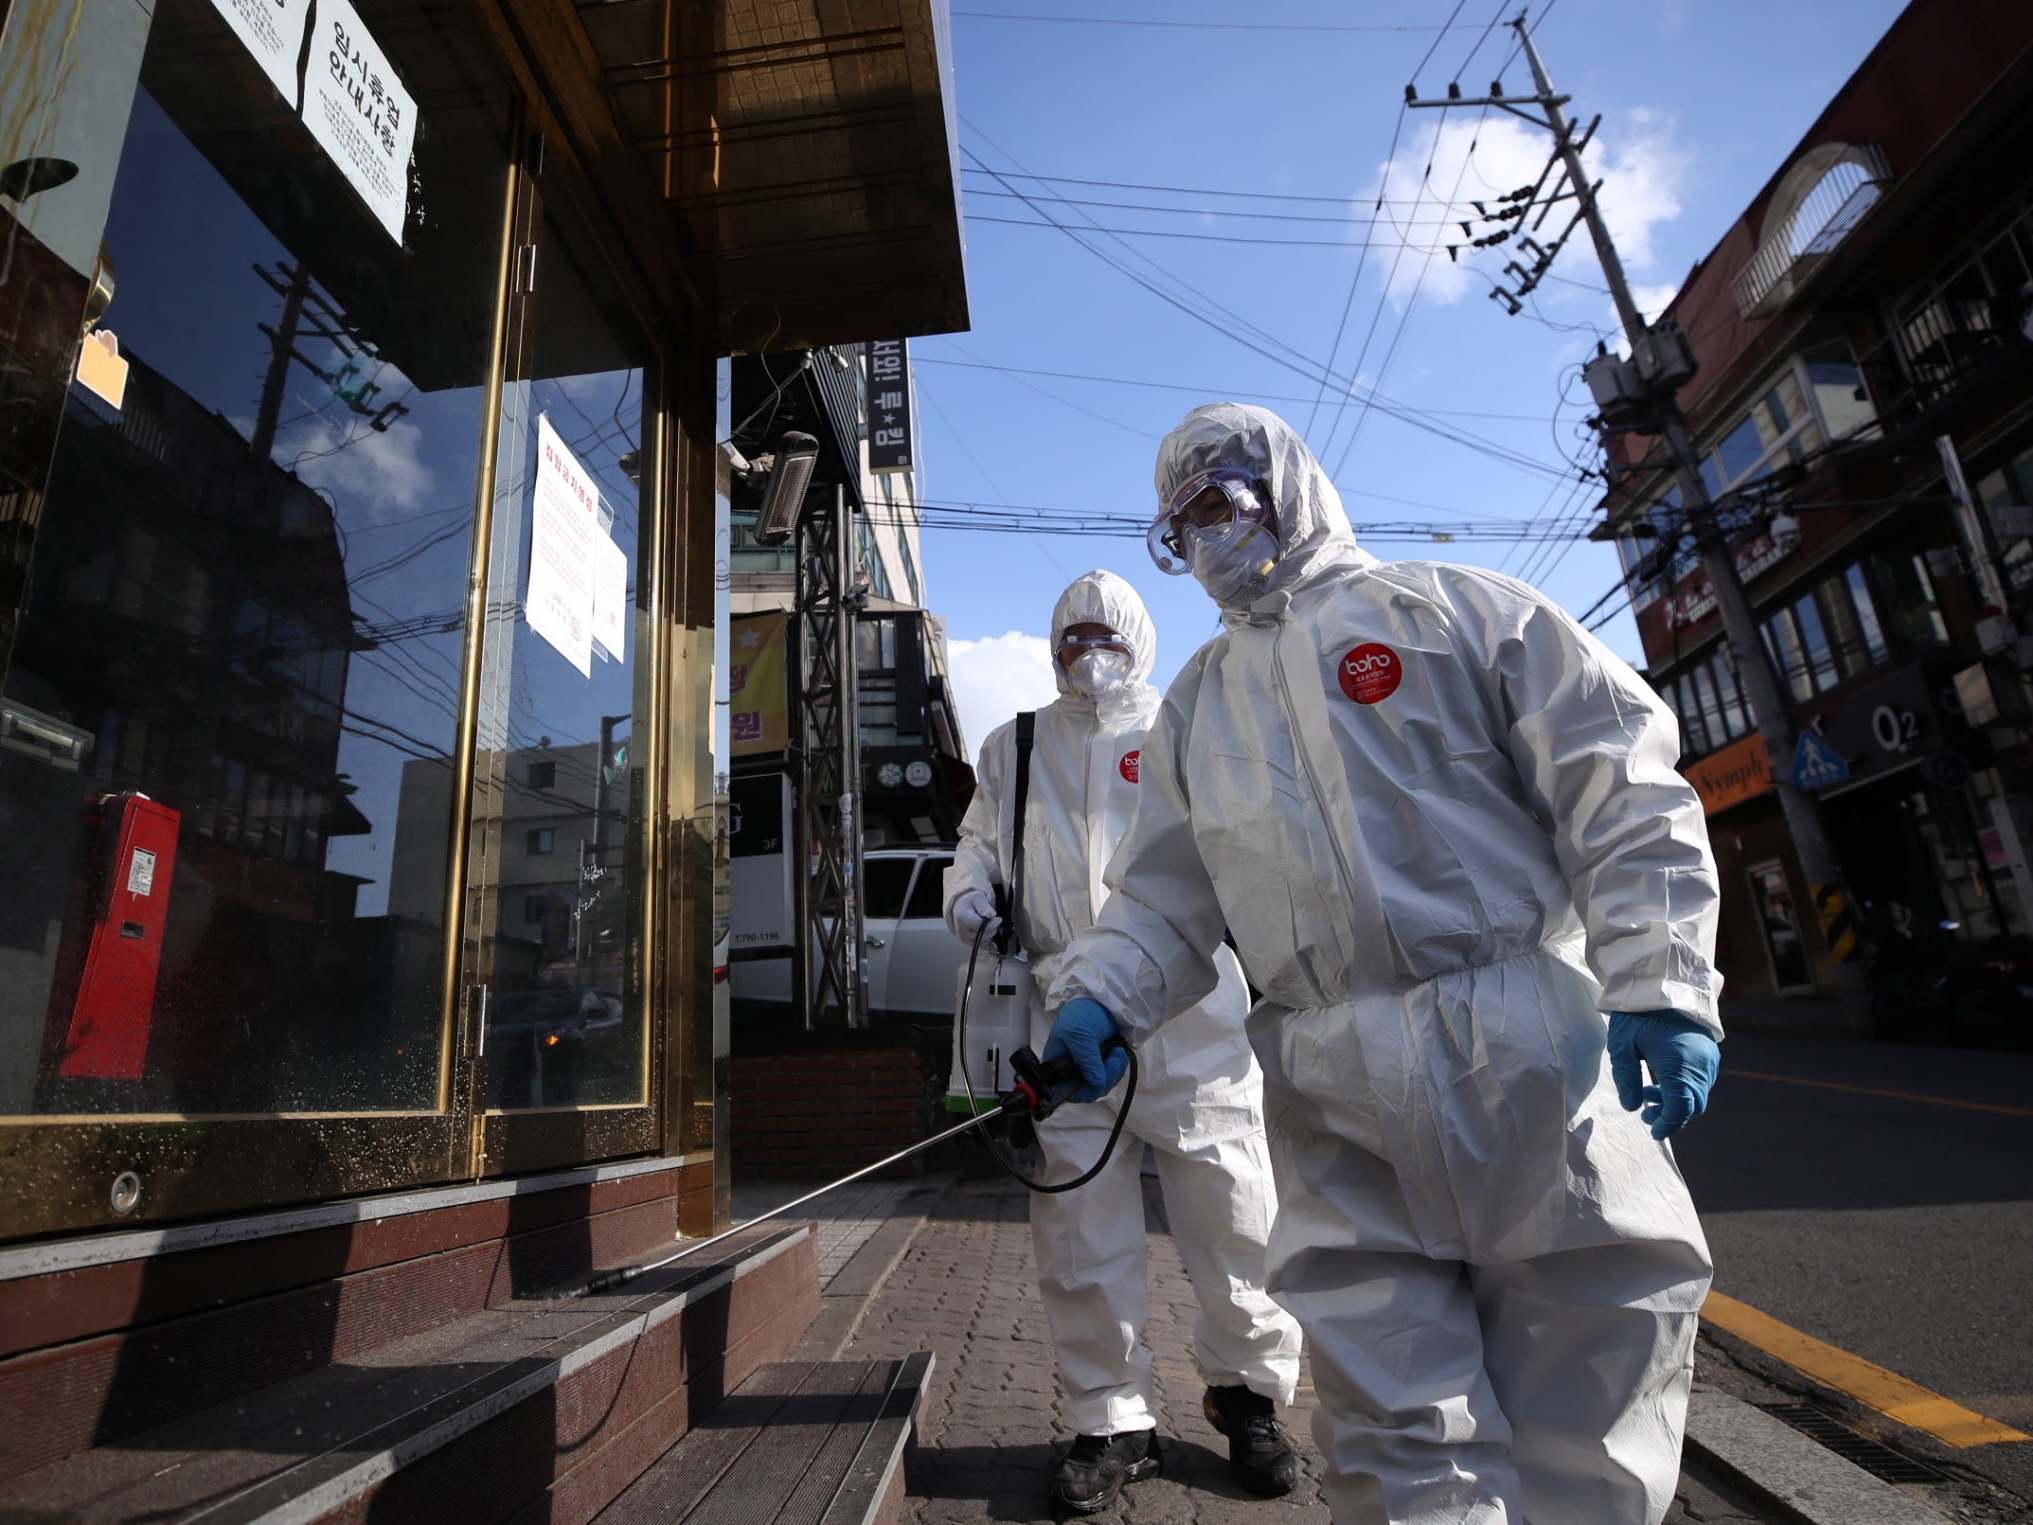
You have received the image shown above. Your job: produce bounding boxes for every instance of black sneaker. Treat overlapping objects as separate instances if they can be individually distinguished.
[1051,1427,1162,1514]
[1202,1385,1300,1498]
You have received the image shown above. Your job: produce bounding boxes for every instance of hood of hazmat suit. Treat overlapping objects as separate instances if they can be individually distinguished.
[1049,405,1720,1523]
[944,569,1300,1438]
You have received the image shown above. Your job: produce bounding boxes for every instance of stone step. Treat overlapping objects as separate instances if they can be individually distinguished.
[593,1353,933,1525]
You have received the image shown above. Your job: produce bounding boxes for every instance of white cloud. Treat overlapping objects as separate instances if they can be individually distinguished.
[281,415,436,517]
[946,630,1060,760]
[1362,110,1689,309]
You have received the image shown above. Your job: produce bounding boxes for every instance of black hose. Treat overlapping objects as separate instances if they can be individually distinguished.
[955,918,1137,1194]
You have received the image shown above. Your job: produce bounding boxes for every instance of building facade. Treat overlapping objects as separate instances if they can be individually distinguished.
[1602,0,2033,1007]
[0,0,964,1506]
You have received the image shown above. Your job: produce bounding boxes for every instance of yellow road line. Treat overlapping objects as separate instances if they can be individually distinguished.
[1728,1069,2033,1118]
[1702,1291,2032,1448]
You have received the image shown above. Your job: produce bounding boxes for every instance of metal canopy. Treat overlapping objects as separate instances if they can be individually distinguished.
[579,0,969,356]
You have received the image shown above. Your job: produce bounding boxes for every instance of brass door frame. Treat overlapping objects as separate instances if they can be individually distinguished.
[0,1,709,1241]
[0,121,528,1240]
[470,122,670,1181]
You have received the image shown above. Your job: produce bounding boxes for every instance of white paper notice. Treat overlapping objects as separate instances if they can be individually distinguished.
[207,0,312,108]
[591,534,627,664]
[528,417,598,678]
[302,0,418,244]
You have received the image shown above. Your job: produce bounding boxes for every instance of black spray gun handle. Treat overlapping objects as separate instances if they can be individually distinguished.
[1004,1037,1129,1122]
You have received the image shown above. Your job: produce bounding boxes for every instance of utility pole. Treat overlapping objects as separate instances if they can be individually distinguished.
[1412,14,1870,1019]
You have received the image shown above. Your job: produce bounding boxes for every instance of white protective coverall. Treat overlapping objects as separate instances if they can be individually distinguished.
[945,570,1302,1439]
[1048,407,1719,1524]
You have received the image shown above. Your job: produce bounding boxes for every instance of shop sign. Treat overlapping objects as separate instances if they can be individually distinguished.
[728,773,793,950]
[1662,532,1792,629]
[207,0,312,107]
[304,0,418,243]
[1800,663,1966,763]
[866,340,914,474]
[730,613,790,757]
[1684,732,1772,816]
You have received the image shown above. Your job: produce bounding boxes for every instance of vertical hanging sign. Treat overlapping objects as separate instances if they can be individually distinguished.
[303,0,418,244]
[206,0,313,108]
[865,340,914,474]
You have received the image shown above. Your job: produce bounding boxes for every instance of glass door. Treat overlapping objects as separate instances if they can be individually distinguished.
[0,0,522,1234]
[461,138,665,1176]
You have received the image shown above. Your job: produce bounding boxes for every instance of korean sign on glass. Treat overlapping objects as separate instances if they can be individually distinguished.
[305,0,418,243]
[866,340,914,474]
[528,416,605,678]
[206,0,417,243]
[206,0,314,107]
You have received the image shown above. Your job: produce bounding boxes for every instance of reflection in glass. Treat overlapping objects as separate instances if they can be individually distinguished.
[0,1,512,1115]
[467,197,654,1112]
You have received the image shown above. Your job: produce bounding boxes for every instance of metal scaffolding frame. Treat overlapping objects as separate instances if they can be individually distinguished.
[792,484,866,1026]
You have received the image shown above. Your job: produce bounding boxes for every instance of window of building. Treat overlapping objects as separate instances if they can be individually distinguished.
[528,760,557,791]
[1711,650,1750,741]
[1705,371,1820,494]
[1691,663,1724,749]
[1844,564,1890,667]
[526,827,555,856]
[1874,552,1952,648]
[1802,340,1878,441]
[1767,607,1815,702]
[525,894,551,927]
[1791,591,1839,693]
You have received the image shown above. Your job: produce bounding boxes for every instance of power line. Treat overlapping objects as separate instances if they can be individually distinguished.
[953,11,1449,33]
[967,211,1457,250]
[914,351,1552,421]
[958,166,1467,208]
[964,186,1470,227]
[1328,0,1515,475]
[959,128,1573,483]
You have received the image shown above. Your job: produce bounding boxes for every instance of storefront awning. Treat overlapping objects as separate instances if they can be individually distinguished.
[581,0,969,356]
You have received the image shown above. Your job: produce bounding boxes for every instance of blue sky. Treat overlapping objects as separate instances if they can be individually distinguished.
[919,0,1909,754]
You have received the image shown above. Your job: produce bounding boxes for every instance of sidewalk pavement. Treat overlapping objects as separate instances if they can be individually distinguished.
[732,1176,922,1289]
[825,1174,1786,1524]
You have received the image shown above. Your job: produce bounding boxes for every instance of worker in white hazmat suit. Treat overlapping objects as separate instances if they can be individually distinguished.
[1042,405,1723,1525]
[945,569,1304,1515]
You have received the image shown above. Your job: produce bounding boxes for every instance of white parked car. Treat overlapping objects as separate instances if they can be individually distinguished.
[728,844,971,1020]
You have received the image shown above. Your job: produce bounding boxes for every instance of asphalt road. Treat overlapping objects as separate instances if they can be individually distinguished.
[1679,1029,2033,1517]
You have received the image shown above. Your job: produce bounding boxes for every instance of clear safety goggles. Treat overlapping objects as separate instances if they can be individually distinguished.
[1055,629,1134,667]
[1145,467,1271,576]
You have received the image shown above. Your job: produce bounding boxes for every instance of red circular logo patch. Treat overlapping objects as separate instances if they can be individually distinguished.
[1338,643,1402,705]
[1119,750,1141,783]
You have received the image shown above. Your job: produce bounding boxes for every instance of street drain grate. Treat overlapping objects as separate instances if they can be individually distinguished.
[1762,1403,1944,1485]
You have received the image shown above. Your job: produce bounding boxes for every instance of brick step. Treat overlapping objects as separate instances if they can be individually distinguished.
[0,1226,820,1523]
[591,1354,933,1525]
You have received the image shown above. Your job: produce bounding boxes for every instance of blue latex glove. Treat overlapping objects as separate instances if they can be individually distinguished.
[1042,997,1130,1103]
[1608,1010,1720,1141]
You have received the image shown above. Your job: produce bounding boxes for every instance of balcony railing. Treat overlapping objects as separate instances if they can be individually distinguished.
[1732,148,1891,317]
[1856,295,2033,434]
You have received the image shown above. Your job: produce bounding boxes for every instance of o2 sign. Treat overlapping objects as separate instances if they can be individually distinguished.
[1871,704,1920,753]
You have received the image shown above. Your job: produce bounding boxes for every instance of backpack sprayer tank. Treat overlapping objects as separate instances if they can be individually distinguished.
[946,943,1028,1116]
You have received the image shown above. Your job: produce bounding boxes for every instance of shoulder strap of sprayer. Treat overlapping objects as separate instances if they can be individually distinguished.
[995,711,1036,959]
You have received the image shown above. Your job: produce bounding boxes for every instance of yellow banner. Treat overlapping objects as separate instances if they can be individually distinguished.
[730,613,789,757]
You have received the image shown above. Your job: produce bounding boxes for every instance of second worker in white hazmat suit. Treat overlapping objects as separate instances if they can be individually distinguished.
[1044,406,1724,1525]
[945,570,1304,1515]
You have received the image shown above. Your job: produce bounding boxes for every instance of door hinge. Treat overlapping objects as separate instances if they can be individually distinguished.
[474,981,490,1058]
[514,245,538,295]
